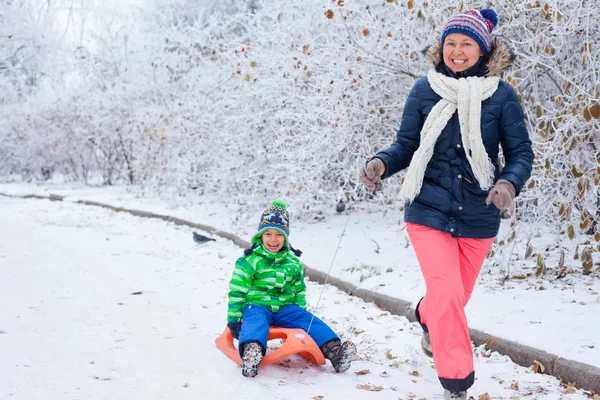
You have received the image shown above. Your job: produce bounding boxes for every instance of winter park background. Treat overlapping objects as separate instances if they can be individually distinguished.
[1,0,600,399]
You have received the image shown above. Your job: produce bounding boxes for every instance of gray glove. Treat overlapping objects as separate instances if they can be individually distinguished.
[485,179,516,210]
[359,158,386,190]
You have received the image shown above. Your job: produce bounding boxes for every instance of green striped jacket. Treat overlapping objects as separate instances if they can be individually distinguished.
[227,243,307,323]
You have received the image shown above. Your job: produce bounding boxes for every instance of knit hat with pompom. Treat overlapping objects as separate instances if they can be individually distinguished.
[440,9,498,54]
[247,200,302,256]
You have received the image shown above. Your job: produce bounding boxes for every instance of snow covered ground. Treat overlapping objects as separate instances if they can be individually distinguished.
[2,183,599,367]
[0,186,597,399]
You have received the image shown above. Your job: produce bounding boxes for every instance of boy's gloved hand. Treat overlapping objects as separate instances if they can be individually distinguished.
[359,158,386,190]
[227,322,242,339]
[485,179,516,210]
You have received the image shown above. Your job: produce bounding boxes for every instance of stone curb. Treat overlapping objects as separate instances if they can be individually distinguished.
[2,191,599,394]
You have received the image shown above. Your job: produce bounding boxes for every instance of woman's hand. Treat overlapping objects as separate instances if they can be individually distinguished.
[485,179,516,210]
[359,158,386,190]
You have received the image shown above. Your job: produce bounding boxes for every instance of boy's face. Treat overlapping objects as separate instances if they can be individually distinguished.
[261,229,285,253]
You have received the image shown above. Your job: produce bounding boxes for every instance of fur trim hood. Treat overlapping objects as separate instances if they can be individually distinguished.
[423,38,515,77]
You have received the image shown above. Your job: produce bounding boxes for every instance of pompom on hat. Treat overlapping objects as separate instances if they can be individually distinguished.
[440,9,498,54]
[247,200,302,256]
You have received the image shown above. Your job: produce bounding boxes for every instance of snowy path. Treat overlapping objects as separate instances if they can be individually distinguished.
[0,197,590,400]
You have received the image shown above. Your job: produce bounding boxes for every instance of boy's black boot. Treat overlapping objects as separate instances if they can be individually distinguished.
[320,339,357,373]
[241,342,263,377]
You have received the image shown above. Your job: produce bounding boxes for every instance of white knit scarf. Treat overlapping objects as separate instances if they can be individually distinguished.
[400,69,500,202]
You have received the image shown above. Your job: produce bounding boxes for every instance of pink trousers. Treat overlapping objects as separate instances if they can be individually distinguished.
[406,223,494,390]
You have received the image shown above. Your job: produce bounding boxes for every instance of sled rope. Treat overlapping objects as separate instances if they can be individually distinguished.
[306,213,351,335]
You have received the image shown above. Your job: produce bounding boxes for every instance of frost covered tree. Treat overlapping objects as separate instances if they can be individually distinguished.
[1,0,599,258]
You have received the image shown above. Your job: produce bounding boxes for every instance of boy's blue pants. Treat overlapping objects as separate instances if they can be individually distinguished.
[238,304,338,357]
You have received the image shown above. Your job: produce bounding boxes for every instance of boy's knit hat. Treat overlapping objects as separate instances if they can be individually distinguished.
[440,9,498,54]
[246,200,302,256]
[253,200,290,241]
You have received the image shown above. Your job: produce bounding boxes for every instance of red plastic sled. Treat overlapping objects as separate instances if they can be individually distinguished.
[215,326,326,366]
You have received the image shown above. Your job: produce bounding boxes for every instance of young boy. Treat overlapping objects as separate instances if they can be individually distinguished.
[227,200,356,377]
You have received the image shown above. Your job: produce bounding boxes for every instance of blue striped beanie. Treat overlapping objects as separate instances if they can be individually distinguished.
[254,200,289,240]
[440,9,498,54]
[246,200,303,257]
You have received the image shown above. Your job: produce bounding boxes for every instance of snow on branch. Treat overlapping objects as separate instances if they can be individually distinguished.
[1,0,599,248]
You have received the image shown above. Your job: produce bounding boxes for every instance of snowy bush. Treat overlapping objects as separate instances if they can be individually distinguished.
[1,0,599,260]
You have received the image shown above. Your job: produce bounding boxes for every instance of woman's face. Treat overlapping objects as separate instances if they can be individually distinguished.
[261,229,285,253]
[442,33,483,74]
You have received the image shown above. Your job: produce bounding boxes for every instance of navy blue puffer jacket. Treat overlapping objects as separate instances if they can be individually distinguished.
[375,39,534,238]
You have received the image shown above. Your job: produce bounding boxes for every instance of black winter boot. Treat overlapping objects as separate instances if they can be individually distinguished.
[422,331,433,358]
[320,339,357,373]
[241,342,263,377]
[415,297,433,358]
[444,390,467,400]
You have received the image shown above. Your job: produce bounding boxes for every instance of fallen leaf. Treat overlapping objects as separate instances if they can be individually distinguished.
[356,384,384,391]
[183,383,189,388]
[355,369,371,375]
[479,393,491,400]
[531,360,546,373]
[409,370,420,376]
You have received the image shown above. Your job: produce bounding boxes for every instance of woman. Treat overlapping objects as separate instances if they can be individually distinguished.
[359,9,534,400]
